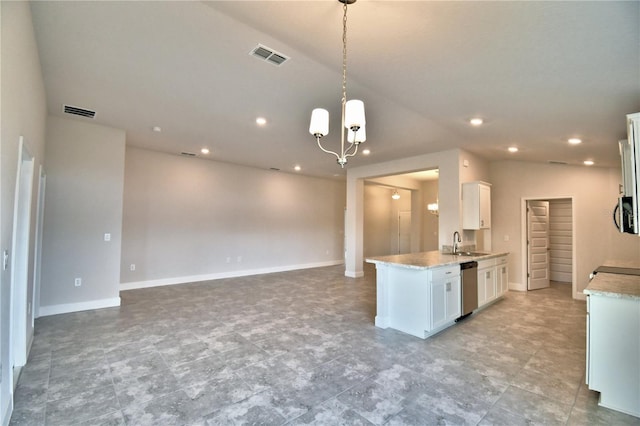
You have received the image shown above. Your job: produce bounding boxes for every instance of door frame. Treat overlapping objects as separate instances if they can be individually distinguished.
[520,196,577,297]
[32,167,46,320]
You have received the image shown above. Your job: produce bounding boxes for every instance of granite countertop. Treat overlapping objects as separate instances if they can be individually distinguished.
[601,259,640,269]
[365,250,509,270]
[584,272,640,300]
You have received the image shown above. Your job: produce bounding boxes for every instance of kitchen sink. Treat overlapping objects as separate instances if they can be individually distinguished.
[451,251,488,257]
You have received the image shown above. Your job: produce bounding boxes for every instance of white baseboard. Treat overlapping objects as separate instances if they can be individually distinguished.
[120,260,345,291]
[345,270,364,278]
[509,282,526,292]
[2,398,12,426]
[39,297,121,317]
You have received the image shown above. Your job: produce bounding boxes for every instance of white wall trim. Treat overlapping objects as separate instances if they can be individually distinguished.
[509,281,526,292]
[39,297,121,317]
[345,270,365,278]
[120,260,345,291]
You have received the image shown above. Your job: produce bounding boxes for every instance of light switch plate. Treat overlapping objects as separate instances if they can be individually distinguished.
[104,233,111,241]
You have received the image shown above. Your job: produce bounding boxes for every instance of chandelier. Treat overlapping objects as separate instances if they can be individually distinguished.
[309,0,366,168]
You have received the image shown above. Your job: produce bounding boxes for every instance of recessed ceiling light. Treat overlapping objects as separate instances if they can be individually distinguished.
[256,117,267,126]
[294,165,301,171]
[584,160,594,166]
[508,146,519,153]
[470,118,483,126]
[152,126,162,132]
[200,148,210,155]
[362,149,371,155]
[568,138,582,145]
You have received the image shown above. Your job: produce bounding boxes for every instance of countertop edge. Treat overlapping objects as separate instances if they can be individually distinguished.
[365,251,509,270]
[584,272,640,301]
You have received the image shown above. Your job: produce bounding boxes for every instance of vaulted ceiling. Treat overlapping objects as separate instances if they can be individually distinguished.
[30,1,640,179]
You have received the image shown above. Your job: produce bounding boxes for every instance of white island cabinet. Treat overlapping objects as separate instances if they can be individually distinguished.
[367,250,510,340]
[373,262,460,339]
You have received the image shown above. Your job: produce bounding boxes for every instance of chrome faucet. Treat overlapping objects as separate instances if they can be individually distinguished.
[452,231,461,254]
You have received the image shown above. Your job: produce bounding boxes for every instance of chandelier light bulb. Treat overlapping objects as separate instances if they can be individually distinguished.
[345,100,365,130]
[348,126,366,144]
[309,108,329,137]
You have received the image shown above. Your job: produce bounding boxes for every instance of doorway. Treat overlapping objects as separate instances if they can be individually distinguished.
[9,137,35,387]
[522,197,575,294]
[398,211,412,254]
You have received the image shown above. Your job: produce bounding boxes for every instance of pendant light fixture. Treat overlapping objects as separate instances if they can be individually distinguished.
[309,0,366,168]
[392,190,400,200]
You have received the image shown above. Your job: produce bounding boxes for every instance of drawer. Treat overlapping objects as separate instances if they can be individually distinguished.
[431,265,460,281]
[496,255,508,265]
[477,258,496,269]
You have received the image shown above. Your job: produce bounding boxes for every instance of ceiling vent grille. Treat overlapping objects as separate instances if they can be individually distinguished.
[181,152,197,157]
[63,104,96,119]
[548,160,568,165]
[250,44,289,66]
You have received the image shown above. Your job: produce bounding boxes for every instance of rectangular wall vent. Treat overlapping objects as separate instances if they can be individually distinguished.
[181,152,197,157]
[63,104,96,119]
[250,44,289,66]
[548,160,568,165]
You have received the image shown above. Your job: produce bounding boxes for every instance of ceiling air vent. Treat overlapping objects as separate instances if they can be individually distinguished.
[250,44,289,66]
[181,152,197,157]
[63,104,96,119]
[548,160,568,165]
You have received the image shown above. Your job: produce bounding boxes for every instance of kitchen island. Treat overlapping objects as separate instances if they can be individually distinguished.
[366,250,509,339]
[584,265,640,418]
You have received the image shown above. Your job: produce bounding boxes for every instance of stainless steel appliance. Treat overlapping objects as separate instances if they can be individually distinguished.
[616,113,640,235]
[458,261,478,320]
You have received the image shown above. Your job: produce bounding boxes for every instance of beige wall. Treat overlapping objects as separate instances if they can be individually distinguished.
[0,1,48,421]
[490,160,640,298]
[363,185,393,257]
[421,179,439,251]
[40,116,125,313]
[121,147,346,286]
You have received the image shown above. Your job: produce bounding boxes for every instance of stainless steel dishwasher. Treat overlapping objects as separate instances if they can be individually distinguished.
[458,261,478,320]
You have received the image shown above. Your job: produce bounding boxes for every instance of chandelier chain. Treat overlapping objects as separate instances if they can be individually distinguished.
[342,2,348,106]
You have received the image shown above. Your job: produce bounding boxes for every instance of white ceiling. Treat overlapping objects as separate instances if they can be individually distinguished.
[30,1,640,179]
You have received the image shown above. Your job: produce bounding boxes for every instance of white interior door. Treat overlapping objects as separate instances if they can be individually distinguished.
[398,211,411,254]
[527,200,550,290]
[10,138,35,387]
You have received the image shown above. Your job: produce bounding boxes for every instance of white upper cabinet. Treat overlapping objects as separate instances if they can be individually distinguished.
[462,181,491,229]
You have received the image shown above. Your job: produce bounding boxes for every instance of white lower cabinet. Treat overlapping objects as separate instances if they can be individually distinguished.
[430,265,461,331]
[587,293,640,417]
[496,255,509,296]
[478,255,509,308]
[372,263,461,339]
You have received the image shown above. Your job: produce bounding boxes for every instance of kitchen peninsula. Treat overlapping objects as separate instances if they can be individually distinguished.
[584,260,640,418]
[366,250,509,339]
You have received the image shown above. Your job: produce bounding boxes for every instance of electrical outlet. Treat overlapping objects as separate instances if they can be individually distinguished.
[226,257,231,264]
[104,233,111,241]
[236,256,242,263]
[130,264,136,271]
[74,278,82,287]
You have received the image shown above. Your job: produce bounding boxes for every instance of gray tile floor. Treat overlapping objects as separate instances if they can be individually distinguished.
[10,264,640,425]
